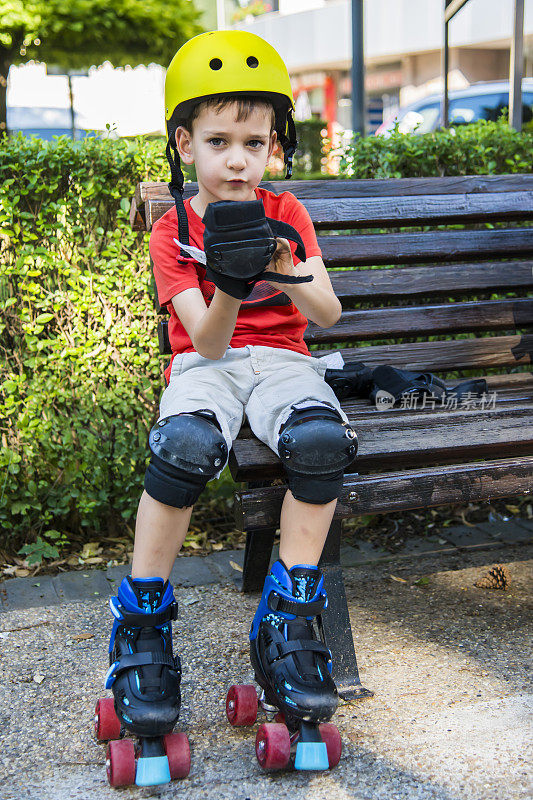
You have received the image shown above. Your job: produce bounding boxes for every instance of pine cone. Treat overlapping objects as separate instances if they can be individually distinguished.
[474,564,509,590]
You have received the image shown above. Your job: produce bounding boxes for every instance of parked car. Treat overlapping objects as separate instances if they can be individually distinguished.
[374,79,533,136]
[7,106,102,140]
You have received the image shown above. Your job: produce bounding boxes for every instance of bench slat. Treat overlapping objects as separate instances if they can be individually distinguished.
[327,261,533,301]
[156,314,532,358]
[229,403,533,481]
[234,455,533,529]
[310,333,532,371]
[306,298,533,344]
[316,229,533,267]
[137,192,533,231]
[298,192,533,228]
[461,372,533,390]
[133,176,533,230]
[135,175,533,205]
[152,260,533,313]
[157,328,531,370]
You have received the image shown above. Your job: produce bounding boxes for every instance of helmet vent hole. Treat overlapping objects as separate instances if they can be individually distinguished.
[209,58,222,70]
[246,56,259,69]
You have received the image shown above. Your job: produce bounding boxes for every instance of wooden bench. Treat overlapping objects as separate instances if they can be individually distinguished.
[131,174,533,701]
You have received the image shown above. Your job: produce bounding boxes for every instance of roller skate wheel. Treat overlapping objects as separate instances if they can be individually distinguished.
[255,723,291,770]
[106,739,136,787]
[226,684,258,726]
[319,723,342,769]
[163,732,191,779]
[94,698,121,742]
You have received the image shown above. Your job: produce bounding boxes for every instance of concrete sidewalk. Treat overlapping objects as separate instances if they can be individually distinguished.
[0,540,531,800]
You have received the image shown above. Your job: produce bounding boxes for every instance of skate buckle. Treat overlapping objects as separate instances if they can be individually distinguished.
[267,591,326,617]
[104,660,119,689]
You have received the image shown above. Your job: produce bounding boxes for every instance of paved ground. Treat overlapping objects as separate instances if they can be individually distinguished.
[1,517,532,613]
[0,525,531,800]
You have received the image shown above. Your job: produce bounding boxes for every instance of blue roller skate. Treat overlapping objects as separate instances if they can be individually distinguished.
[94,576,190,788]
[226,560,342,771]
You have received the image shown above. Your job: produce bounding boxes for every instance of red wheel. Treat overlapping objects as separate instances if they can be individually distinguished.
[319,723,342,768]
[106,739,136,787]
[163,732,191,779]
[94,698,121,742]
[226,684,258,726]
[255,723,291,770]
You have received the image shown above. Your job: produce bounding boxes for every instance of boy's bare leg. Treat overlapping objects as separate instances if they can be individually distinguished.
[131,489,193,581]
[278,488,337,569]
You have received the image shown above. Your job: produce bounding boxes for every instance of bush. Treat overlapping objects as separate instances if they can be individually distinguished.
[0,115,530,560]
[0,131,188,557]
[336,113,532,178]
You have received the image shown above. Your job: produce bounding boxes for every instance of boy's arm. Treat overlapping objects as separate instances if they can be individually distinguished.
[172,287,241,360]
[265,239,342,328]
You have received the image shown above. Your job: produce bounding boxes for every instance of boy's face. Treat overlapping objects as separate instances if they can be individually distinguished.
[175,102,277,208]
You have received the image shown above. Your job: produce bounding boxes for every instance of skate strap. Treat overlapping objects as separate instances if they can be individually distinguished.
[268,592,326,617]
[118,602,179,628]
[110,651,180,680]
[266,639,331,663]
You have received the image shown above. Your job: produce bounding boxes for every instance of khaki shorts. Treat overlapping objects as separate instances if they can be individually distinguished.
[158,345,350,481]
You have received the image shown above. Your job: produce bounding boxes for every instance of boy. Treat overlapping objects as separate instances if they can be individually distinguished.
[104,30,358,778]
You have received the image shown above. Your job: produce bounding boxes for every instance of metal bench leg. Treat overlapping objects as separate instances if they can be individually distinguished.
[319,520,374,701]
[239,528,276,593]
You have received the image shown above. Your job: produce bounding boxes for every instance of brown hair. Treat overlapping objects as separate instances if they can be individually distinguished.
[183,95,276,137]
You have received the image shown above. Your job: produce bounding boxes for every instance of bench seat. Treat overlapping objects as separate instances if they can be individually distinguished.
[132,174,533,700]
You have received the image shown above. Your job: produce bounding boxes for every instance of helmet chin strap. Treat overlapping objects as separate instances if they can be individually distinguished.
[165,108,297,250]
[166,138,191,252]
[279,111,297,180]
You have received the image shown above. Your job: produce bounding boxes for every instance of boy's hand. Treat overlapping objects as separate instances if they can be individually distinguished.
[264,238,298,287]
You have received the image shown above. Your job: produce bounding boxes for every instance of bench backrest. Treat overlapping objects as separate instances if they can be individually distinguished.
[131,175,533,378]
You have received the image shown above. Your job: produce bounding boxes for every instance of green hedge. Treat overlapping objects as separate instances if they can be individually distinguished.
[0,115,530,561]
[337,113,533,178]
[0,132,167,560]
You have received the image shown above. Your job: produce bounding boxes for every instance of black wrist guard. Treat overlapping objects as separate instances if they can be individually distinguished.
[202,199,314,300]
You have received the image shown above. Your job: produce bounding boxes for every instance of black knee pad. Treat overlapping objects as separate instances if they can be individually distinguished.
[144,409,228,508]
[277,403,358,504]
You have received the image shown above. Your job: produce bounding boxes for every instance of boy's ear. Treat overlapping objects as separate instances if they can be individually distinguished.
[268,129,278,159]
[175,126,194,165]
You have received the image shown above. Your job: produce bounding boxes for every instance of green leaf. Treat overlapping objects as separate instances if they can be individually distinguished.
[2,380,17,394]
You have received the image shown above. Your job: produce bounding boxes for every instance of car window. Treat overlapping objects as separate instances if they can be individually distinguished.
[384,88,533,136]
[449,93,507,123]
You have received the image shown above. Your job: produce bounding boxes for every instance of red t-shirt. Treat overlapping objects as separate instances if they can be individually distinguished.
[149,186,323,385]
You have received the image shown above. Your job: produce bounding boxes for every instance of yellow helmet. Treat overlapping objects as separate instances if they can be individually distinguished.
[164,30,298,247]
[165,29,295,149]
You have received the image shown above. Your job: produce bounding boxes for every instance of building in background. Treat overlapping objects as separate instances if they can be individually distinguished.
[7,60,166,139]
[233,0,533,136]
[7,0,533,140]
[6,0,234,140]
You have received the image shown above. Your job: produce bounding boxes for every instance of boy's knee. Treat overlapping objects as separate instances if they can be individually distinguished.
[144,410,228,508]
[277,404,358,504]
